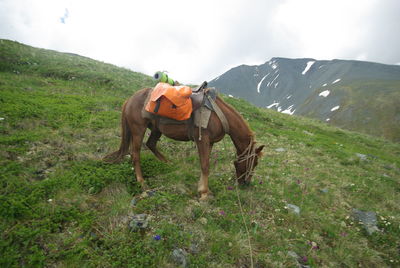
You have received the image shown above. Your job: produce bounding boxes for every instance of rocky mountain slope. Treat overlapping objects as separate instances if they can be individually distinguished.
[209,58,400,141]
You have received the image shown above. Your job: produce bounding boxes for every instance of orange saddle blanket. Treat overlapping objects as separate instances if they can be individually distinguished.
[145,82,193,121]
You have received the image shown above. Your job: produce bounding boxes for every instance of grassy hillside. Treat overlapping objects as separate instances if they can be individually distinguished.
[1,40,400,267]
[300,79,400,142]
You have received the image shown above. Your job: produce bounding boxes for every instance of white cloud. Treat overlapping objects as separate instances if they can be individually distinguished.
[273,0,377,60]
[0,0,399,84]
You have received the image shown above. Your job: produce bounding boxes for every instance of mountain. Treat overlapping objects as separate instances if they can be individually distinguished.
[209,58,400,142]
[1,40,400,267]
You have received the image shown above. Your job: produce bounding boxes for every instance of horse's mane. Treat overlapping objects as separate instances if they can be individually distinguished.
[216,96,255,140]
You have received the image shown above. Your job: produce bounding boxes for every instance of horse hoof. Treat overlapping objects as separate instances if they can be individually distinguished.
[140,182,149,191]
[199,194,209,201]
[238,179,250,186]
[199,192,213,201]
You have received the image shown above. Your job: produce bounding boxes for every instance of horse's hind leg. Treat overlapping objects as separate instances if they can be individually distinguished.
[130,123,147,188]
[146,130,168,162]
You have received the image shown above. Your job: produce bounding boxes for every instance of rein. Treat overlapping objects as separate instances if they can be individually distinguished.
[225,136,256,268]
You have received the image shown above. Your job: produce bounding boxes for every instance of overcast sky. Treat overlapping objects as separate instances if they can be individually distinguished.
[1,0,399,84]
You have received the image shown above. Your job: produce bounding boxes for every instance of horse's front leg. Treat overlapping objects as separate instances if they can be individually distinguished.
[196,135,212,201]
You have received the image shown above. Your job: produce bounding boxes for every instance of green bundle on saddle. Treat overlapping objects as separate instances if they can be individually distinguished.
[153,71,176,86]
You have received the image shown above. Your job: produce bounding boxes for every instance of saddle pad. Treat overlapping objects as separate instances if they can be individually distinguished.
[194,106,212,129]
[145,82,193,121]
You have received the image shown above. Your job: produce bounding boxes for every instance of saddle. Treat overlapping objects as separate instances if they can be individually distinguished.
[143,81,229,139]
[190,81,215,111]
[145,82,212,121]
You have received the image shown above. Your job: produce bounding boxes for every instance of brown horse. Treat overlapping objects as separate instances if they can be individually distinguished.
[104,88,264,200]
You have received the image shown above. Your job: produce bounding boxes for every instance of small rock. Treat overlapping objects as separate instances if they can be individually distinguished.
[288,250,300,259]
[383,164,395,170]
[130,197,137,207]
[189,242,200,254]
[275,148,286,152]
[90,232,97,239]
[320,188,329,193]
[288,251,310,268]
[286,204,300,215]
[172,248,187,267]
[355,153,367,161]
[129,214,149,232]
[141,189,157,198]
[146,189,157,197]
[351,209,379,235]
[303,130,314,136]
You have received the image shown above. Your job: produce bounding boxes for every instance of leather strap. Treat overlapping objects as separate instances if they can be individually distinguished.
[207,95,229,134]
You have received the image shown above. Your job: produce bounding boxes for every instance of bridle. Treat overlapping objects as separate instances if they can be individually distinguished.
[236,138,257,182]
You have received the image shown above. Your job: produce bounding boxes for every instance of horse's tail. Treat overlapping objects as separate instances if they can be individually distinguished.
[103,101,131,163]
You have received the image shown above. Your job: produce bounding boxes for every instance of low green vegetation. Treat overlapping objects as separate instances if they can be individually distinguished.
[1,40,399,267]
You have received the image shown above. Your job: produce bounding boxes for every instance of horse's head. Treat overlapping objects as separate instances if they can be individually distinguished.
[234,143,265,184]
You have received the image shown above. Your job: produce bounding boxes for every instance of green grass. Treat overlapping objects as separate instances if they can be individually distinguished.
[1,39,400,267]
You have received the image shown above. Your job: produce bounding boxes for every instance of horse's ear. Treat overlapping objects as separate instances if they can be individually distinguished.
[256,145,265,156]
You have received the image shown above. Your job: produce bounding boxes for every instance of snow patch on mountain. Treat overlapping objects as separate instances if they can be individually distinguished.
[269,60,278,70]
[270,74,280,86]
[257,73,270,93]
[302,61,315,75]
[319,90,330,97]
[282,105,296,115]
[331,106,340,111]
[332,78,341,84]
[266,101,279,109]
